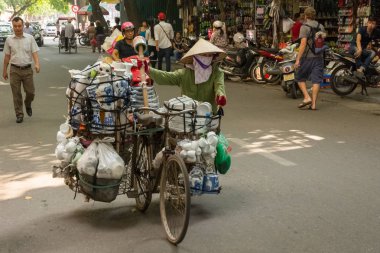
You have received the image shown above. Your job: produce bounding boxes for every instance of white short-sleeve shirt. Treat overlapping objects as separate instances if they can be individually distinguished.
[154,21,174,49]
[4,33,39,66]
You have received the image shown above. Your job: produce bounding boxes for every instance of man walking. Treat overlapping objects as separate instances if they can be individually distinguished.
[154,12,174,71]
[2,17,40,123]
[295,7,325,111]
[64,18,75,52]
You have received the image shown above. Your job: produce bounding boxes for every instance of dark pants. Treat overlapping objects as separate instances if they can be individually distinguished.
[295,57,324,84]
[349,46,376,70]
[65,37,69,50]
[96,34,106,53]
[158,47,172,72]
[10,66,35,118]
[148,45,158,68]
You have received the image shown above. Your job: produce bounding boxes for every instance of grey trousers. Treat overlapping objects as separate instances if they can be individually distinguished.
[10,66,35,118]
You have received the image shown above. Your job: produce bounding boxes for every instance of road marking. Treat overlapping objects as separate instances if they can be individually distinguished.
[0,81,9,86]
[61,65,70,70]
[228,137,297,167]
[42,57,50,62]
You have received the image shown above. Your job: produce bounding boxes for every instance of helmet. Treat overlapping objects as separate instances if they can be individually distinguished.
[121,21,134,31]
[233,32,245,43]
[158,12,166,21]
[213,20,223,28]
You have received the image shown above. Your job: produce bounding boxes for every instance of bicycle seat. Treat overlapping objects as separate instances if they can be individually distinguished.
[136,112,163,126]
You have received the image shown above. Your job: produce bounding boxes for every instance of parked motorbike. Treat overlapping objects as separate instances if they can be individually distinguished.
[329,41,380,96]
[182,35,198,53]
[78,32,90,46]
[263,43,299,98]
[220,36,262,81]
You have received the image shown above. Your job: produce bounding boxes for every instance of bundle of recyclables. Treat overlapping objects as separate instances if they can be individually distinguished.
[54,59,160,202]
[151,95,232,195]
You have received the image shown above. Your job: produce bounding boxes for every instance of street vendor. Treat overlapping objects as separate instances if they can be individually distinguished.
[112,22,137,61]
[147,38,227,113]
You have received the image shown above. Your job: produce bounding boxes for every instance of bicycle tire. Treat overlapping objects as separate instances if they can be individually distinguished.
[160,154,190,245]
[133,135,153,212]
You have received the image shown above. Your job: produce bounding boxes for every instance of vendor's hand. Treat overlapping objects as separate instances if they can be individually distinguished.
[156,46,160,52]
[354,49,362,58]
[216,95,227,106]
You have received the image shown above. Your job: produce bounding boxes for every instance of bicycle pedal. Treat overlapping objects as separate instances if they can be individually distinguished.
[126,190,139,198]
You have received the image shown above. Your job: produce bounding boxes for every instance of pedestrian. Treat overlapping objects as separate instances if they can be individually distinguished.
[106,20,111,29]
[87,22,96,53]
[173,32,184,63]
[147,38,227,113]
[64,18,75,51]
[291,13,304,42]
[210,20,228,49]
[95,20,106,53]
[146,20,157,67]
[112,22,137,61]
[295,7,325,110]
[138,20,149,56]
[23,22,34,35]
[2,17,40,123]
[154,12,174,72]
[112,17,121,32]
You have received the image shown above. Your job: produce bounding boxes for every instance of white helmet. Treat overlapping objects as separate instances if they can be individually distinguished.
[213,20,223,28]
[233,32,245,43]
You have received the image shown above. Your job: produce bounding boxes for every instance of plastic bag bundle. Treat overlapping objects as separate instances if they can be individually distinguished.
[215,133,232,174]
[96,141,125,179]
[77,141,98,176]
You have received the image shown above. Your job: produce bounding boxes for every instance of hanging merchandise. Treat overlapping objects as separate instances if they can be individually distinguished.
[315,0,338,42]
[337,0,355,51]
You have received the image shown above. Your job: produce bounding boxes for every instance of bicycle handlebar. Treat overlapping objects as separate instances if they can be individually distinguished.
[137,107,195,116]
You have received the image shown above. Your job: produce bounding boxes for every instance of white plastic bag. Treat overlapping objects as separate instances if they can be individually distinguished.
[77,141,98,176]
[282,18,295,33]
[96,141,124,179]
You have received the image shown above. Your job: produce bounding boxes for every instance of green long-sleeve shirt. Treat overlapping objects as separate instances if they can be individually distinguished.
[149,64,226,113]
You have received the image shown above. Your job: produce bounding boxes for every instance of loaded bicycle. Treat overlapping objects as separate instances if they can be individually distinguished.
[53,58,228,244]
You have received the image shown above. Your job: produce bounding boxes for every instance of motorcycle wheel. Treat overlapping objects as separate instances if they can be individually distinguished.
[251,64,266,84]
[330,65,357,96]
[290,82,298,99]
[260,59,281,84]
[78,37,86,46]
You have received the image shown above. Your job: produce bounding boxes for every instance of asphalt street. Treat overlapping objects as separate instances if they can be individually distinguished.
[0,37,380,253]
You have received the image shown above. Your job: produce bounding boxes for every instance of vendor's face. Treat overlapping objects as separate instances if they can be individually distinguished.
[200,53,216,58]
[124,29,134,40]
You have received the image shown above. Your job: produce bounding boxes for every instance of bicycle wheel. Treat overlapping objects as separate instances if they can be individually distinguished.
[160,154,190,245]
[133,135,153,212]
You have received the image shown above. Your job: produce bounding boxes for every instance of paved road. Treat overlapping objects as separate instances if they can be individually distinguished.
[1,37,380,253]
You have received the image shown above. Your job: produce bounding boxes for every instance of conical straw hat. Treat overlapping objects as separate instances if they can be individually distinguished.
[180,38,226,64]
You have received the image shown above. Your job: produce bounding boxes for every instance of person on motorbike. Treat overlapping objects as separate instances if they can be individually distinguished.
[112,22,137,61]
[350,17,379,79]
[210,20,228,49]
[145,38,227,113]
[87,22,96,53]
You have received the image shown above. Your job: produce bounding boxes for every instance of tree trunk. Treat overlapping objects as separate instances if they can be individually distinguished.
[124,0,141,26]
[9,0,36,21]
[88,0,108,33]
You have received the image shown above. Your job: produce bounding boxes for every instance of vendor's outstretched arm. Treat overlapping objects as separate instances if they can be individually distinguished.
[149,68,182,86]
[214,69,226,97]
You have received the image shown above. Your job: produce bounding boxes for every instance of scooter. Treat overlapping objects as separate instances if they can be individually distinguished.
[264,43,300,98]
[328,42,380,96]
[220,39,261,81]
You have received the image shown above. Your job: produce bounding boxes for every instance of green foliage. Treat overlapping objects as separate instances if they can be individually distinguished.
[49,0,70,13]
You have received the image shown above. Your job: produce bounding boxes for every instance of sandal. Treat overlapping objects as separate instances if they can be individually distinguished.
[308,105,318,110]
[298,100,312,108]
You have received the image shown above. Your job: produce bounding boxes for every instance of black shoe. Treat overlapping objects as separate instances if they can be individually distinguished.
[16,117,23,123]
[26,107,32,117]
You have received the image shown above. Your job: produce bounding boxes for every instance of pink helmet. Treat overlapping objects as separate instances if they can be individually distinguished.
[121,21,134,31]
[158,12,166,21]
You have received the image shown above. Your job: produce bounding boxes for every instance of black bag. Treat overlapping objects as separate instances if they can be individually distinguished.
[303,23,325,55]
